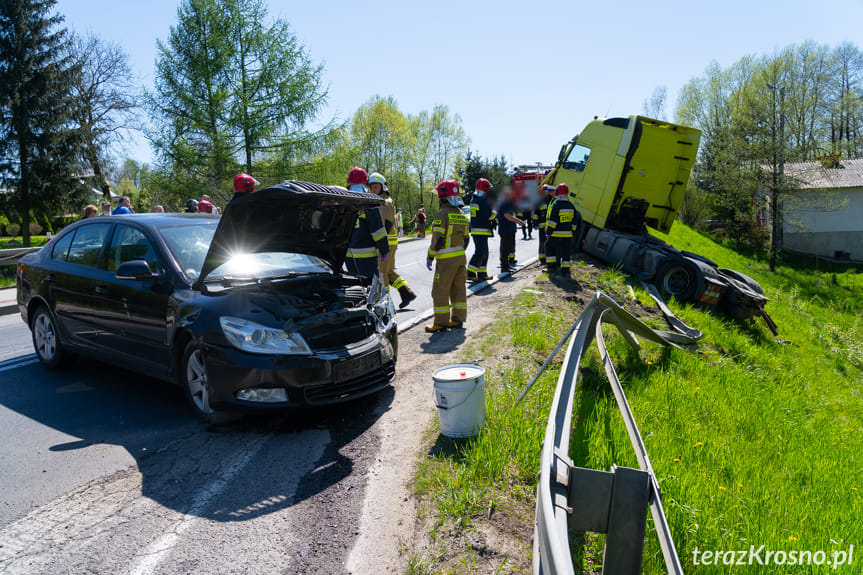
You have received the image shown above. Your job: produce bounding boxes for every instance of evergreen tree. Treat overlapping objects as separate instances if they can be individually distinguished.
[0,0,82,246]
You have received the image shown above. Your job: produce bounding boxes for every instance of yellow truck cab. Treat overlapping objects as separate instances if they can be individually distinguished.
[545,115,776,334]
[548,115,700,234]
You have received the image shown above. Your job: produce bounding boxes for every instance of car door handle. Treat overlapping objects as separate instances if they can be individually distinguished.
[94,285,109,295]
[45,274,56,282]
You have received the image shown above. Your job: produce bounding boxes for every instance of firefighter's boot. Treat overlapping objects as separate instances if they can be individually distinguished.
[425,323,447,333]
[397,285,417,309]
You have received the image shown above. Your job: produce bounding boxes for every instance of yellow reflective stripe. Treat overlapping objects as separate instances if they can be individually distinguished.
[546,256,557,262]
[538,223,547,228]
[470,230,492,236]
[448,213,468,225]
[451,303,467,309]
[346,247,379,258]
[551,231,572,238]
[392,276,406,288]
[467,265,480,272]
[435,250,465,259]
[371,227,387,241]
[387,238,398,246]
[436,246,464,256]
[434,306,450,313]
[432,227,445,234]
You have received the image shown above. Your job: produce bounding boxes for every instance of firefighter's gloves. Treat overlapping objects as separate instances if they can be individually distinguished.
[426,259,433,271]
[381,252,389,262]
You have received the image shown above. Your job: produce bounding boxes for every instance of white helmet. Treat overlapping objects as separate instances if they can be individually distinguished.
[368,172,388,193]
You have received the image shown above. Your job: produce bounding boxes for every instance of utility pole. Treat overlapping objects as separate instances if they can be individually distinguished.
[768,83,786,272]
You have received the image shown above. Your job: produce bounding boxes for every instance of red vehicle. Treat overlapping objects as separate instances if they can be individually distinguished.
[512,164,553,208]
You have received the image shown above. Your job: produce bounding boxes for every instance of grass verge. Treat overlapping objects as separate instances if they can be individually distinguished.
[410,223,862,574]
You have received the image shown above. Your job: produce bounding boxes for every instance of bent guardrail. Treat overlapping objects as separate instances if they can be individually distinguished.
[532,292,700,575]
[0,247,41,265]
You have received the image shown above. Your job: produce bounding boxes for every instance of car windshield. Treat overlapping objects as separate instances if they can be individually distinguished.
[158,224,217,280]
[158,223,333,281]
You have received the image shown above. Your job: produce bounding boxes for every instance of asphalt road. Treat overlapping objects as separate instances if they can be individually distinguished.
[393,232,540,327]
[0,232,540,573]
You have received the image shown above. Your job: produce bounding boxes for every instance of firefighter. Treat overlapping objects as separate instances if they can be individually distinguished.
[533,184,554,266]
[231,173,259,204]
[425,179,469,333]
[497,188,525,273]
[369,172,417,308]
[344,167,389,280]
[545,183,579,276]
[467,177,496,282]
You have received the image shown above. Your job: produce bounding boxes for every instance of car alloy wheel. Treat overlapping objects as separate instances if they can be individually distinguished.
[31,307,67,369]
[185,348,213,416]
[182,341,238,424]
[656,259,698,302]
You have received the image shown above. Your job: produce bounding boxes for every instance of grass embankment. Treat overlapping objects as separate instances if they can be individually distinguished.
[410,224,863,574]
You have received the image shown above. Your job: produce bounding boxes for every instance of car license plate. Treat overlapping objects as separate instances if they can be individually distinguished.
[333,353,381,383]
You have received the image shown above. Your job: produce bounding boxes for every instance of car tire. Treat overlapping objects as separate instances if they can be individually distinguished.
[656,258,698,302]
[31,306,70,369]
[181,340,239,425]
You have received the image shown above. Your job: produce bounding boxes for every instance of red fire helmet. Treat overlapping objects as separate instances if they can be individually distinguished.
[555,182,570,195]
[233,173,259,194]
[475,178,493,192]
[435,179,460,198]
[347,167,369,186]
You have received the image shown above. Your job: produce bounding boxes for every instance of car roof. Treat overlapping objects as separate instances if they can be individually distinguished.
[71,213,220,231]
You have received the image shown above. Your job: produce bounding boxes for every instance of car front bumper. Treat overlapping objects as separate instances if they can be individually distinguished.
[202,327,397,411]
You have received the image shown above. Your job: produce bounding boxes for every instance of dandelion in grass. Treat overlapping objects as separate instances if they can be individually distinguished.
[718,485,726,491]
[788,535,798,542]
[693,441,704,448]
[853,487,858,492]
[673,457,681,463]
[737,483,743,489]
[695,386,701,393]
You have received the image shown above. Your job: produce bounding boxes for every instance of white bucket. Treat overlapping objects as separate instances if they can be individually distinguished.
[433,364,486,438]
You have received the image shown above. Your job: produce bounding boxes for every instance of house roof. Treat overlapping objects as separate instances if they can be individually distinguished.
[784,158,863,190]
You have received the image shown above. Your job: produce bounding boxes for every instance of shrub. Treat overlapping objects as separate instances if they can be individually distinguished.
[5,223,20,236]
[28,223,42,235]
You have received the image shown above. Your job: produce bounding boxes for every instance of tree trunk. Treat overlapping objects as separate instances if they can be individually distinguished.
[19,138,30,248]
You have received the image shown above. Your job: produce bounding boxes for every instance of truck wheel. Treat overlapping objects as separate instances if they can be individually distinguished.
[656,259,698,302]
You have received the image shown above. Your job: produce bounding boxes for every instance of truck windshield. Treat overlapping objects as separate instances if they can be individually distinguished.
[564,144,591,172]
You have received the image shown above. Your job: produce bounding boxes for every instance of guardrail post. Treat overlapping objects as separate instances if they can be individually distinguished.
[568,465,651,575]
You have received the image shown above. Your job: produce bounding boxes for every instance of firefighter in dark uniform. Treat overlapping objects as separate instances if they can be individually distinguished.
[369,171,417,308]
[545,183,579,276]
[533,184,554,266]
[467,177,496,282]
[344,167,389,280]
[425,180,469,333]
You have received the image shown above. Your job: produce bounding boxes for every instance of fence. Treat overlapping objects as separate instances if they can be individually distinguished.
[532,291,701,575]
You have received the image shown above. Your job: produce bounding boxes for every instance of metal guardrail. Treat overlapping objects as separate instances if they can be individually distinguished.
[0,246,41,265]
[532,292,700,575]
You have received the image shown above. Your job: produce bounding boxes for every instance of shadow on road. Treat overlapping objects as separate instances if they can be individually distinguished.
[0,357,392,523]
[419,329,467,354]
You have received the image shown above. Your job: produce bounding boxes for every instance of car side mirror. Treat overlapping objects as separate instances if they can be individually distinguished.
[116,260,158,281]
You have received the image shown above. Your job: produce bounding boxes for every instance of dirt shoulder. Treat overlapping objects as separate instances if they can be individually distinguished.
[346,266,543,574]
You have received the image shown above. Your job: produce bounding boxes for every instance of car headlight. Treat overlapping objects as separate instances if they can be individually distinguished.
[219,316,312,355]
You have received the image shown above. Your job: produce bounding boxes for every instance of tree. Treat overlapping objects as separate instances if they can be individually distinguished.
[148,0,327,193]
[70,34,139,196]
[458,150,509,196]
[0,0,83,246]
[428,105,469,185]
[642,85,668,120]
[223,0,327,172]
[148,0,234,190]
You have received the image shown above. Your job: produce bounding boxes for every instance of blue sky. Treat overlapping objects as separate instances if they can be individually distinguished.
[57,0,863,168]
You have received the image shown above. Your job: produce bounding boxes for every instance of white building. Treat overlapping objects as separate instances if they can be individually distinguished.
[780,158,863,263]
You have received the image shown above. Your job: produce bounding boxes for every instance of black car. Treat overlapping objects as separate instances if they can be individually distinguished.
[16,181,398,422]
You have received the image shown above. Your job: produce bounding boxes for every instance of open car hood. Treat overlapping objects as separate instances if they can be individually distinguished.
[199,180,383,282]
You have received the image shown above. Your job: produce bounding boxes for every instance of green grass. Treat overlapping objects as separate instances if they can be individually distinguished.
[412,223,863,574]
[0,236,47,287]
